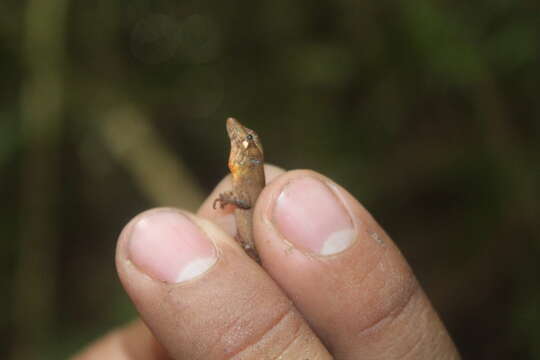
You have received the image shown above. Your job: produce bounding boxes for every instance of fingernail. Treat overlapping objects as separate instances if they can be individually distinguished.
[273,177,356,255]
[127,210,217,283]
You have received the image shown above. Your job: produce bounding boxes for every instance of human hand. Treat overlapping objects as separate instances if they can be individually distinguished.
[74,165,460,359]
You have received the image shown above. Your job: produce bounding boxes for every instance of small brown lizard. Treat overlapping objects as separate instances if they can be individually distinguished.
[213,117,265,262]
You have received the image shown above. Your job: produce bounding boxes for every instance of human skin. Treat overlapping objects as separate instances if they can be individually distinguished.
[73,165,460,359]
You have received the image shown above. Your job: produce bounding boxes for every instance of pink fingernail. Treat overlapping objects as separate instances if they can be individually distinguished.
[273,177,356,255]
[127,211,217,283]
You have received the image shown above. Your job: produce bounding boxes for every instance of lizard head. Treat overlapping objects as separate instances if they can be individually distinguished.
[226,117,264,175]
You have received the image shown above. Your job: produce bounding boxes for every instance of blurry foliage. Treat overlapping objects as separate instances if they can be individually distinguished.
[1,0,539,358]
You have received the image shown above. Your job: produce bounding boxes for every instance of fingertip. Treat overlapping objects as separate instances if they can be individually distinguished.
[116,208,221,288]
[72,321,169,360]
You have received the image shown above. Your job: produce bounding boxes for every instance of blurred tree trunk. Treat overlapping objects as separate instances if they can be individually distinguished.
[13,0,68,358]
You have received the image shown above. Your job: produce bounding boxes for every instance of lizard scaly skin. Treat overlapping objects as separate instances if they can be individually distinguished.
[213,118,265,263]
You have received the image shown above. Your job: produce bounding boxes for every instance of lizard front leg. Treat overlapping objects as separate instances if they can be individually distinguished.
[213,191,251,210]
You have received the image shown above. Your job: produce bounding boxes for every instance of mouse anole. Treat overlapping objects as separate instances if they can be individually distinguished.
[213,118,265,263]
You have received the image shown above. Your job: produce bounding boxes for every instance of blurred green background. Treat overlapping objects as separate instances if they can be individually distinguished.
[1,0,539,358]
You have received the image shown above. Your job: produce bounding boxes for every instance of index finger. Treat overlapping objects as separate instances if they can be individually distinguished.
[253,170,461,359]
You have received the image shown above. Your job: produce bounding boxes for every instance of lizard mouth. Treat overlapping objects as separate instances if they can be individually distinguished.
[226,117,247,142]
[227,118,246,139]
[225,117,263,154]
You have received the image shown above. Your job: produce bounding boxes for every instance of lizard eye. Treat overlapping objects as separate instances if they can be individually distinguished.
[246,134,253,141]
